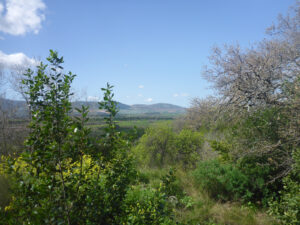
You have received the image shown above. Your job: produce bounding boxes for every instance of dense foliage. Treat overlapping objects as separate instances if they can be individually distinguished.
[192,160,249,202]
[0,3,299,225]
[0,51,175,225]
[133,124,204,169]
[268,148,300,224]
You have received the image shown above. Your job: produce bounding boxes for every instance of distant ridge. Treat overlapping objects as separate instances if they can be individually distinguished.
[0,99,186,117]
[129,103,186,114]
[74,102,185,115]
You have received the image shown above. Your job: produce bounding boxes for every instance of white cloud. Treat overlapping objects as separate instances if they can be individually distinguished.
[145,98,153,102]
[0,50,39,70]
[173,93,189,98]
[87,96,100,102]
[0,0,46,36]
[138,85,144,89]
[138,94,143,97]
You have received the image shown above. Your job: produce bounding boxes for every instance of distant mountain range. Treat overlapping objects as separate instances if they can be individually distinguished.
[69,101,185,115]
[0,99,186,118]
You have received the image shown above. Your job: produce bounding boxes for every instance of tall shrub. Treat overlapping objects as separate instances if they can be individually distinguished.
[0,51,137,224]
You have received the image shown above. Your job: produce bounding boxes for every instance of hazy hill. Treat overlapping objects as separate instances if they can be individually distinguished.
[73,102,186,115]
[129,103,186,114]
[0,99,186,118]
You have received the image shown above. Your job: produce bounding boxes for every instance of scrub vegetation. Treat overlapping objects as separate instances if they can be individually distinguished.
[0,2,299,225]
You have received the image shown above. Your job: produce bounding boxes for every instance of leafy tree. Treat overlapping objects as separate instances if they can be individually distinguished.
[0,50,175,225]
[174,129,204,169]
[134,124,204,168]
[134,124,175,167]
[1,50,88,224]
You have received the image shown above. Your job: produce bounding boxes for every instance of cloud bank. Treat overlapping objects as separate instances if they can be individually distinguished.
[0,50,39,70]
[0,0,46,35]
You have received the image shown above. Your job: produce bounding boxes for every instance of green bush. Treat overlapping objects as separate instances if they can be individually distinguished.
[228,107,292,190]
[133,124,175,167]
[231,108,284,149]
[192,158,284,205]
[210,140,232,162]
[237,155,280,205]
[207,107,290,205]
[161,168,184,198]
[133,126,204,168]
[268,148,300,225]
[174,129,204,169]
[123,185,174,225]
[0,174,10,209]
[192,160,250,202]
[268,178,300,225]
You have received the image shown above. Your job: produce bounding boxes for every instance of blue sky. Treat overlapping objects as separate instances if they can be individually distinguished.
[0,0,295,107]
